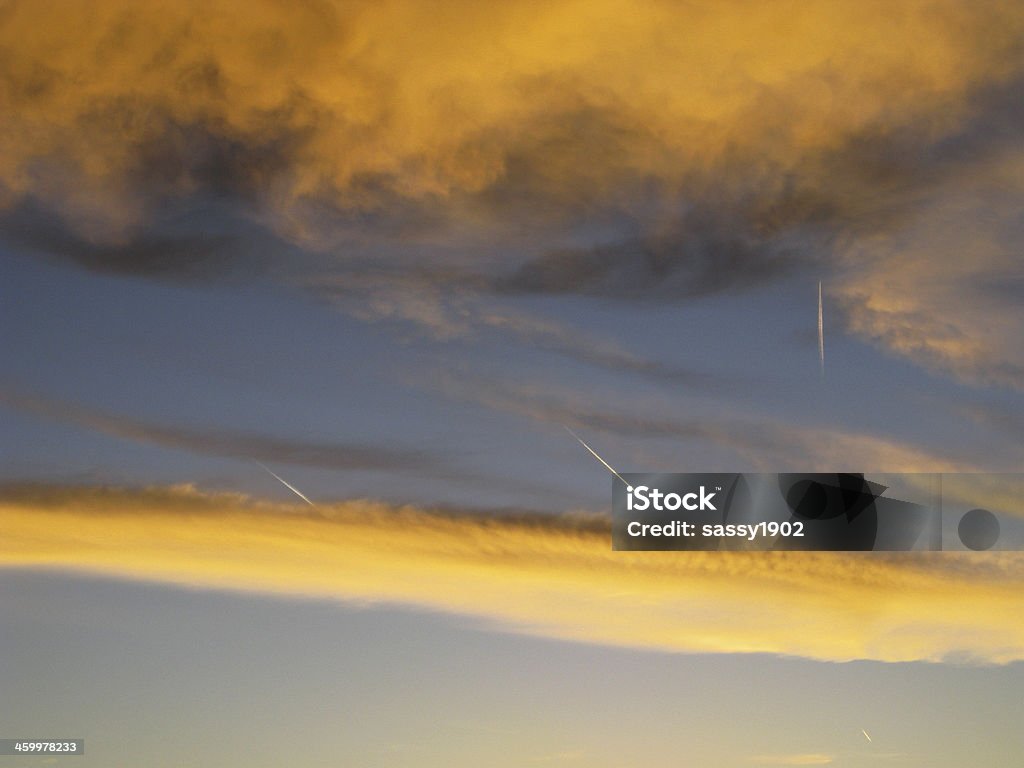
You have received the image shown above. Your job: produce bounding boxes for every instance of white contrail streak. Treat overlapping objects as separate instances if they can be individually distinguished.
[254,461,317,508]
[861,729,872,743]
[818,280,825,379]
[563,425,631,488]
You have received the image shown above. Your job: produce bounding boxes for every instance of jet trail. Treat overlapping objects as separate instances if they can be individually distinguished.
[818,281,825,379]
[564,425,631,488]
[255,461,317,508]
[861,729,872,743]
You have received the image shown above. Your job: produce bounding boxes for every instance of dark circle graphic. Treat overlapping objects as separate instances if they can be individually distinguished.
[786,480,828,519]
[958,508,1000,551]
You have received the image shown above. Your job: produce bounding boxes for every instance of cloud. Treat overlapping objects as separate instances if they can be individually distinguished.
[311,268,728,388]
[0,389,591,504]
[432,371,985,473]
[0,390,438,472]
[494,209,807,301]
[831,140,1024,389]
[471,306,728,390]
[2,0,1024,388]
[433,371,1024,520]
[0,196,288,280]
[3,484,1024,664]
[960,399,1024,441]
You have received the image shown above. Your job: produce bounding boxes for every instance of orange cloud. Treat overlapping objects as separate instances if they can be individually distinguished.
[2,0,1023,385]
[3,485,1023,664]
[1,0,1020,237]
[834,151,1024,389]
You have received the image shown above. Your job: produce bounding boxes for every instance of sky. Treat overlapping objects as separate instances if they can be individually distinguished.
[2,1,1024,766]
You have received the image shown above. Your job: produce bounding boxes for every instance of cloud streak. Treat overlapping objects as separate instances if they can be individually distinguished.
[434,372,981,473]
[0,390,437,472]
[3,484,1023,664]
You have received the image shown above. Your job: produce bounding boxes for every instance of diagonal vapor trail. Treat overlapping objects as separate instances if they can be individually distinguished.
[861,729,872,743]
[254,461,318,508]
[563,425,630,488]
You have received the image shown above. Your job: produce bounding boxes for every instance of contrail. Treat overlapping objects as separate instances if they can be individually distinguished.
[818,280,825,379]
[563,425,631,488]
[861,729,872,743]
[254,461,317,508]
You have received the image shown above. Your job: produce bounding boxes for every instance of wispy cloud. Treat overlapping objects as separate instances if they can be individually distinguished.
[446,375,1024,518]
[0,390,437,472]
[3,484,1023,664]
[315,270,727,388]
[0,389,587,504]
[833,140,1024,389]
[432,371,982,473]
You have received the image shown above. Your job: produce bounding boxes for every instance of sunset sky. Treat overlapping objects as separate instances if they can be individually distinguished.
[2,1,1023,766]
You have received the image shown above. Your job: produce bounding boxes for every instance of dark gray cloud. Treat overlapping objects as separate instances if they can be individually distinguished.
[493,73,1024,303]
[1,198,243,279]
[494,212,807,301]
[0,389,593,504]
[0,390,438,472]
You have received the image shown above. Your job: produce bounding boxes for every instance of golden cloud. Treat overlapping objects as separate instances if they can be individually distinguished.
[834,151,1024,389]
[2,485,1023,664]
[2,0,1023,385]
[1,0,1021,235]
